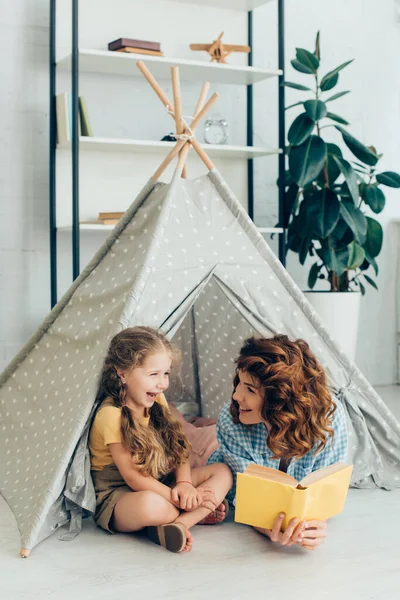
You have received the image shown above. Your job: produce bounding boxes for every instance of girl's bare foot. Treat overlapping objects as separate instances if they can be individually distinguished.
[175,521,193,552]
[198,500,228,525]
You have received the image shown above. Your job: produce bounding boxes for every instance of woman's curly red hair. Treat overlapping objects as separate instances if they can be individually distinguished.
[230,335,336,460]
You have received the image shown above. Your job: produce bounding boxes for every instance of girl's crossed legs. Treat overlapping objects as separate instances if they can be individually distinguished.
[112,462,232,552]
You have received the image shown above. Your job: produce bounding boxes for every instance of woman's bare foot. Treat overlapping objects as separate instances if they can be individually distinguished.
[198,501,228,525]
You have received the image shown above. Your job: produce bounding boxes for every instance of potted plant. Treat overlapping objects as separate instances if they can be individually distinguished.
[282,32,400,359]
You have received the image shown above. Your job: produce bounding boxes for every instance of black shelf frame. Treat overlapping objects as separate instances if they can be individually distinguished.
[49,0,286,307]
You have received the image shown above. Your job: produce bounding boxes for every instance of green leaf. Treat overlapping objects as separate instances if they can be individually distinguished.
[287,216,303,253]
[317,143,343,187]
[308,262,321,289]
[330,218,354,246]
[375,171,400,188]
[326,112,349,126]
[352,161,370,172]
[282,81,313,91]
[340,198,368,245]
[289,135,327,188]
[359,281,366,296]
[296,48,320,72]
[304,99,327,121]
[283,183,300,227]
[364,251,379,276]
[314,31,321,61]
[299,235,311,265]
[317,242,350,276]
[325,90,351,102]
[363,274,378,290]
[364,185,386,214]
[347,241,365,269]
[320,72,339,92]
[335,126,379,166]
[288,113,315,145]
[291,59,315,75]
[364,217,383,258]
[332,156,359,205]
[285,101,305,111]
[305,189,341,238]
[320,60,354,92]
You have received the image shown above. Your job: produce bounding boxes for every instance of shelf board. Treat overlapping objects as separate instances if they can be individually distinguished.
[258,227,284,233]
[170,0,274,9]
[57,50,282,86]
[57,136,281,159]
[58,224,285,233]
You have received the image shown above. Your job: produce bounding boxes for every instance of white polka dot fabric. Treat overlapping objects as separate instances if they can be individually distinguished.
[0,169,399,553]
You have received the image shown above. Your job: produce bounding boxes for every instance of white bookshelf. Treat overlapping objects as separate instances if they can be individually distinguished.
[58,224,284,233]
[57,50,281,86]
[171,0,273,9]
[57,136,281,159]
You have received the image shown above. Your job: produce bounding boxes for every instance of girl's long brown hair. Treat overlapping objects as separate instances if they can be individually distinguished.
[98,326,190,478]
[230,335,336,460]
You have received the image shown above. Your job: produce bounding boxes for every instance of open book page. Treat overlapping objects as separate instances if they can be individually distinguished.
[299,462,350,487]
[244,463,299,487]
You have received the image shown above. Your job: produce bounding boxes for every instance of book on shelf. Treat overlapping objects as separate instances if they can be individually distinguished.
[108,37,161,52]
[80,219,119,226]
[56,93,70,143]
[116,47,163,57]
[235,462,353,530]
[98,212,124,220]
[79,97,93,137]
[56,93,93,143]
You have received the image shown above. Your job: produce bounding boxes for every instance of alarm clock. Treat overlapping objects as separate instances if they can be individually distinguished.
[204,118,228,145]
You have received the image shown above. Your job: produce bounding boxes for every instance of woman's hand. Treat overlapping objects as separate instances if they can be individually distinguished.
[255,513,328,550]
[255,513,306,547]
[170,482,201,511]
[293,519,328,551]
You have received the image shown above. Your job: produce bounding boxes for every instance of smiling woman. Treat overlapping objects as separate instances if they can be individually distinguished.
[232,371,264,425]
[208,334,349,551]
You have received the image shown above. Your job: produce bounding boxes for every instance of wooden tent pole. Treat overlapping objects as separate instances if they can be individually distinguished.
[136,60,174,112]
[191,138,215,170]
[171,66,187,178]
[152,139,187,182]
[194,81,211,116]
[137,60,217,176]
[178,81,211,176]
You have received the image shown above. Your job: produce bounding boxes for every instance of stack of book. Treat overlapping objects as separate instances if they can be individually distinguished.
[81,212,124,227]
[108,37,163,57]
[97,212,124,225]
[56,93,93,144]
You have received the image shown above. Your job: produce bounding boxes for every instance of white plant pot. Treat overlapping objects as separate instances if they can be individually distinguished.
[304,291,361,362]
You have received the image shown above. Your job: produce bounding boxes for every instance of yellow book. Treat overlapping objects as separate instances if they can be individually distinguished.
[235,462,353,530]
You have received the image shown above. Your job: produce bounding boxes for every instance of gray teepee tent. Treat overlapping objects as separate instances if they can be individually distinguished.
[1,63,399,557]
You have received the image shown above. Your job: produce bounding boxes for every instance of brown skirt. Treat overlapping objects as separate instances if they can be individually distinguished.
[91,464,174,534]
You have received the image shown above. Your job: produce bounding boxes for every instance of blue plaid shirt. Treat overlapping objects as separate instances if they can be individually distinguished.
[207,399,348,504]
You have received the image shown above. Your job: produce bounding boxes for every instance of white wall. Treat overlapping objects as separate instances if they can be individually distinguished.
[1,0,399,384]
[254,0,400,384]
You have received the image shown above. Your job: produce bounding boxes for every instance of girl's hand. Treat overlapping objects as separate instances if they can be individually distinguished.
[170,482,201,511]
[196,486,218,512]
[293,519,328,551]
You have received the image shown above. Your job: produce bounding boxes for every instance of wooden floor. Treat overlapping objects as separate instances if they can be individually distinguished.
[1,385,399,600]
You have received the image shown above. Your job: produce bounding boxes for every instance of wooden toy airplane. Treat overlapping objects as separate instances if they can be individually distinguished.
[190,32,250,64]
